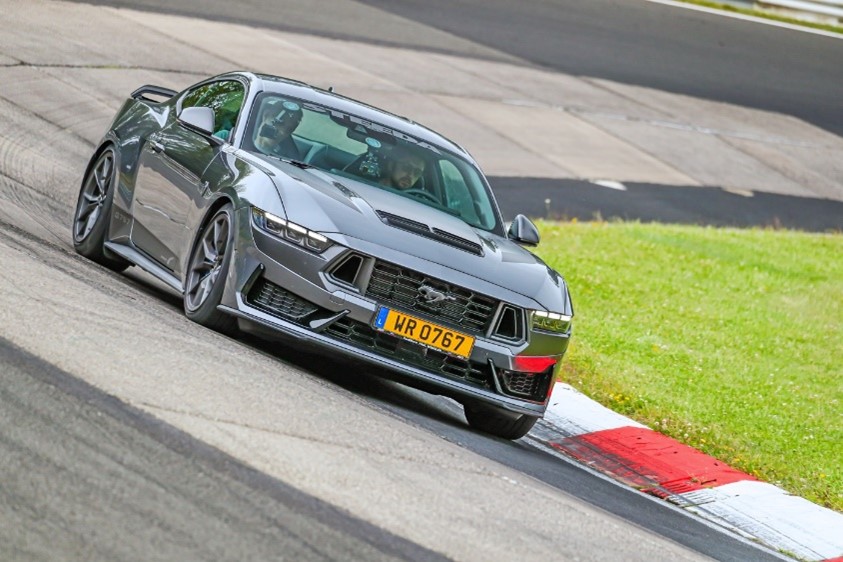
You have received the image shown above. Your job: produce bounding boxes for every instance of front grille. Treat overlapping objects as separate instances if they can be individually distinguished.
[500,370,551,401]
[324,317,491,387]
[247,278,319,321]
[243,277,496,392]
[322,315,399,353]
[365,261,498,333]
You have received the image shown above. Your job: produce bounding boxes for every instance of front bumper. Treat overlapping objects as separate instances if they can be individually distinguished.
[220,207,570,416]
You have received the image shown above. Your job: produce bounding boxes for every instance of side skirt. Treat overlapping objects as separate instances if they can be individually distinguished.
[104,241,183,293]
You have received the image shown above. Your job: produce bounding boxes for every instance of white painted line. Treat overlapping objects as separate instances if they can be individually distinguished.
[644,0,843,38]
[542,383,646,437]
[723,187,755,197]
[591,179,628,191]
[765,0,843,18]
[679,481,843,561]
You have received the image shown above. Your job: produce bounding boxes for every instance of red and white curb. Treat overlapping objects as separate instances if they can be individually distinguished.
[527,383,843,561]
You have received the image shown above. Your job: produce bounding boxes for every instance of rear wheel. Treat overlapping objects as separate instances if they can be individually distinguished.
[464,402,538,440]
[72,148,129,272]
[184,204,238,335]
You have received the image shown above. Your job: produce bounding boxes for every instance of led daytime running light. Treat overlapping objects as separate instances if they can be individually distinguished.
[531,310,572,333]
[251,208,332,253]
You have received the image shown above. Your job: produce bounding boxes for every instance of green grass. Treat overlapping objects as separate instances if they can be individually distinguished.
[535,221,842,511]
[677,0,843,35]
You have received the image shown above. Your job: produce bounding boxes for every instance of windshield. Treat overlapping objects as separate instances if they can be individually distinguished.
[241,92,502,233]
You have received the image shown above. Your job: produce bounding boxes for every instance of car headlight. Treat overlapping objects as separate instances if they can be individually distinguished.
[251,207,332,253]
[531,310,572,334]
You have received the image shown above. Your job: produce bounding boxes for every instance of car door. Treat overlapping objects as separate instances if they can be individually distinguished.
[130,79,245,277]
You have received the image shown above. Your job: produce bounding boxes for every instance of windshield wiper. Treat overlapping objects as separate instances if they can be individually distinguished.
[283,158,312,169]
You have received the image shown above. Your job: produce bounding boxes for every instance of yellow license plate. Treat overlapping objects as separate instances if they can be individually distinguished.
[373,307,474,359]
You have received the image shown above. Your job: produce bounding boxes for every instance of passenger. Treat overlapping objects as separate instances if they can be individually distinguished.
[253,98,303,159]
[212,127,232,141]
[212,115,235,141]
[379,147,426,190]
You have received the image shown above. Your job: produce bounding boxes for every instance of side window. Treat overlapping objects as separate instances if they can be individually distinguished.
[181,80,245,140]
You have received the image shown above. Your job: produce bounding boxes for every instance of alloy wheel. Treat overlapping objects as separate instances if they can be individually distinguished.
[185,212,230,311]
[74,151,113,243]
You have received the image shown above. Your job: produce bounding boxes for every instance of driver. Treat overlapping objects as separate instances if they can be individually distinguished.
[379,147,426,190]
[253,98,303,159]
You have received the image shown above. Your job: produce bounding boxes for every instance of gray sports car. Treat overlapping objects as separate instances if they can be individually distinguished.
[72,71,573,439]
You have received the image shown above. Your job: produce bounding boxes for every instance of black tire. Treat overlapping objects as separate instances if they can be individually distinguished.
[72,147,130,272]
[183,204,238,335]
[464,402,538,440]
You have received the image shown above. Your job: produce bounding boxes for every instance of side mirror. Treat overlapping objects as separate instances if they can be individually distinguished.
[508,214,540,246]
[178,106,215,135]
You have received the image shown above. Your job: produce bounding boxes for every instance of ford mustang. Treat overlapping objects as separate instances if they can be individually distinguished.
[72,71,573,439]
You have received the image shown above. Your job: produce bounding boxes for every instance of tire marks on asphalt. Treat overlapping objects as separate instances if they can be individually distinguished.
[0,335,450,562]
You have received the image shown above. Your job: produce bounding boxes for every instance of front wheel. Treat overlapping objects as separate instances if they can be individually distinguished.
[464,402,538,440]
[183,204,238,335]
[72,148,129,272]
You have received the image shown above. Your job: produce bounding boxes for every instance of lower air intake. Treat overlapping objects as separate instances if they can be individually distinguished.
[500,369,552,402]
[247,278,319,321]
[325,317,492,387]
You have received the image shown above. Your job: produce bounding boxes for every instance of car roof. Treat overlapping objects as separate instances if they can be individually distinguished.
[237,72,470,159]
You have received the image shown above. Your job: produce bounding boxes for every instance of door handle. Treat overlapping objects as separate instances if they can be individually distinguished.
[150,140,165,153]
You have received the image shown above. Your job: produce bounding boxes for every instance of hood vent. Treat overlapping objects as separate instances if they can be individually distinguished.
[377,211,483,256]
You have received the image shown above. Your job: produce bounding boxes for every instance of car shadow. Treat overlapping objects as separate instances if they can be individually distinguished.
[240,332,474,431]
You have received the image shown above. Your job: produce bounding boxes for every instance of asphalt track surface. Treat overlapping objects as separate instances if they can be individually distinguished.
[0,218,783,562]
[0,251,781,561]
[2,1,831,560]
[302,356,785,562]
[0,336,446,562]
[361,0,843,137]
[492,177,843,230]
[70,0,843,233]
[70,0,843,137]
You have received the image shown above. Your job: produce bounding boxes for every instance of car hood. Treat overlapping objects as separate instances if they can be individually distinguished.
[269,164,568,310]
